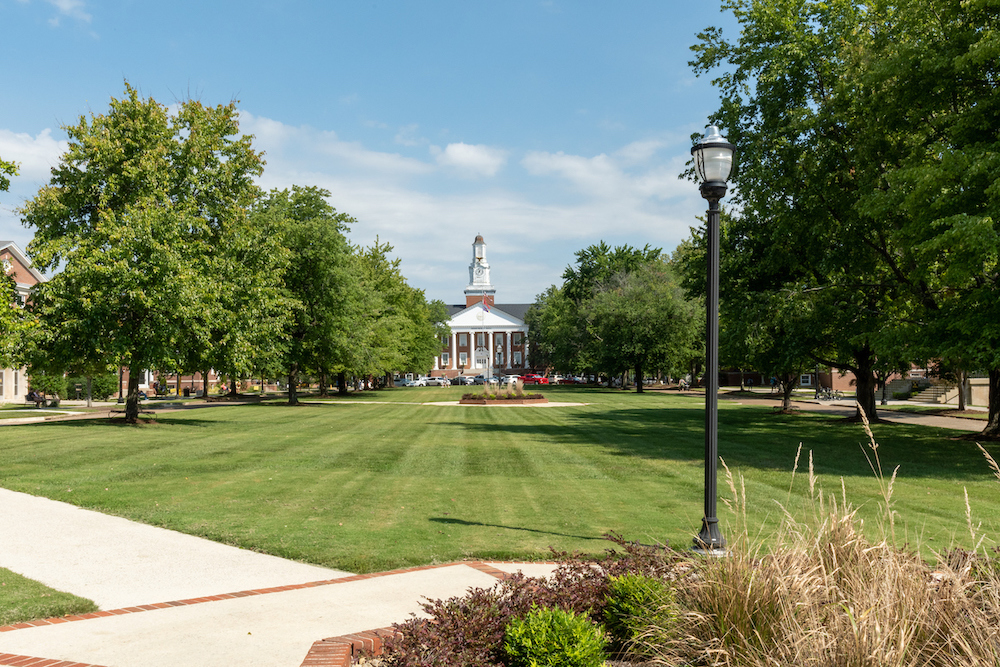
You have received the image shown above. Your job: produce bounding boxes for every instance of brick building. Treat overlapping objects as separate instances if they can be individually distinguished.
[0,241,44,404]
[432,235,532,379]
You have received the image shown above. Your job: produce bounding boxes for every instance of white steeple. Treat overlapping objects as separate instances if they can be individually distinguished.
[464,234,496,306]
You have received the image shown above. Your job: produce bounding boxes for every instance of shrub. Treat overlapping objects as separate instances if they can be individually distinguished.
[604,573,678,656]
[503,605,607,667]
[65,373,119,400]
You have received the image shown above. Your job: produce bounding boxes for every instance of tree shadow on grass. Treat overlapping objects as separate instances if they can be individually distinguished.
[451,404,1000,482]
[32,416,221,429]
[429,517,606,542]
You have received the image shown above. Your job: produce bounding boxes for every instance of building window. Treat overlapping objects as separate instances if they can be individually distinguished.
[477,332,485,347]
[495,333,503,346]
[513,332,523,345]
[513,351,522,366]
[441,352,450,366]
[496,351,504,366]
[459,333,468,347]
[459,352,468,366]
[800,374,812,387]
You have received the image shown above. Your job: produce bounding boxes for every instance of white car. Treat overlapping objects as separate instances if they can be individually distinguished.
[425,377,451,386]
[410,378,427,387]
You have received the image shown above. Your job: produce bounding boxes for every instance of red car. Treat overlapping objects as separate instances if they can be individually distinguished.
[520,374,549,385]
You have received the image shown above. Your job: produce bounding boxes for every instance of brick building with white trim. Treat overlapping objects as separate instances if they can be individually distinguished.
[0,241,43,404]
[432,235,532,379]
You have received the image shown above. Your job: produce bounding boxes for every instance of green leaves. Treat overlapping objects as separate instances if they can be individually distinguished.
[21,83,269,421]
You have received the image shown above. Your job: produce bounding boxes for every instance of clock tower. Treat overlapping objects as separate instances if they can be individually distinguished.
[464,234,496,307]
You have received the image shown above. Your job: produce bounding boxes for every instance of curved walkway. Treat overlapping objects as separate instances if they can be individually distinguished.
[0,488,555,666]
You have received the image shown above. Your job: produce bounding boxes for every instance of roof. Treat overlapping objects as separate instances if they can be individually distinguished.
[0,240,45,284]
[446,303,532,321]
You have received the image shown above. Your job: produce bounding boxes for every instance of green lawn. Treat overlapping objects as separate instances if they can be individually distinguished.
[0,568,97,625]
[1,386,998,573]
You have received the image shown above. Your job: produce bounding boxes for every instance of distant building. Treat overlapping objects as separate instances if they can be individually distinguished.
[432,235,532,378]
[0,241,44,404]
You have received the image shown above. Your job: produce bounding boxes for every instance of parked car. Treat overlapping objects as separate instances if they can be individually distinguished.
[397,378,417,387]
[410,378,428,387]
[521,374,549,385]
[454,376,476,385]
[500,375,521,387]
[425,377,451,386]
[473,374,497,385]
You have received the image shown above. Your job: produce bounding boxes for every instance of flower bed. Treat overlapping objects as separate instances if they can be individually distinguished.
[460,391,547,405]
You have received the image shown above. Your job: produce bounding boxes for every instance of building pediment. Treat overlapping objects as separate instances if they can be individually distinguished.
[449,302,525,329]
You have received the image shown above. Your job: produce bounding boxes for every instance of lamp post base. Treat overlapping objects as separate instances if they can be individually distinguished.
[694,516,726,555]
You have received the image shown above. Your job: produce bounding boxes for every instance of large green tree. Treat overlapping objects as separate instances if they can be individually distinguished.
[21,84,265,422]
[259,186,363,404]
[355,239,449,384]
[529,243,699,389]
[583,260,699,392]
[690,0,924,422]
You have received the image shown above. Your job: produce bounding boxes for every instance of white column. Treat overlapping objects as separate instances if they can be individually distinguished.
[451,332,458,369]
[523,330,529,369]
[506,332,512,370]
[487,330,493,375]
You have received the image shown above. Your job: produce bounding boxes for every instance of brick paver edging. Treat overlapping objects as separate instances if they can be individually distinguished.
[0,561,554,667]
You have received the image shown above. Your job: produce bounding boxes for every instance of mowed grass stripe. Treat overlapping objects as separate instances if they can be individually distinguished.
[1,390,998,572]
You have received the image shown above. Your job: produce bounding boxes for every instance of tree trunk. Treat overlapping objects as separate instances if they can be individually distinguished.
[385,371,394,388]
[337,371,348,396]
[288,364,299,405]
[319,371,328,397]
[779,372,796,412]
[635,362,644,393]
[982,368,1000,436]
[853,367,879,422]
[125,365,142,423]
[228,375,238,397]
[202,369,209,398]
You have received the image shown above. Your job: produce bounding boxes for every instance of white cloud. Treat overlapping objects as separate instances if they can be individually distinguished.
[238,112,433,178]
[46,0,91,24]
[522,151,628,199]
[432,142,507,177]
[0,113,706,302]
[0,128,68,183]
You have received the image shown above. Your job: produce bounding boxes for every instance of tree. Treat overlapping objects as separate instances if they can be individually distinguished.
[689,0,926,422]
[259,186,363,405]
[583,261,699,392]
[528,243,699,390]
[355,239,448,385]
[692,0,1000,432]
[0,156,16,193]
[21,84,265,422]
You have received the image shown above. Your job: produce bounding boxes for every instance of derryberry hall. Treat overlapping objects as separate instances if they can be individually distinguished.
[430,235,532,379]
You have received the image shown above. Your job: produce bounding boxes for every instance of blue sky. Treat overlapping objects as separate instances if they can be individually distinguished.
[0,0,738,303]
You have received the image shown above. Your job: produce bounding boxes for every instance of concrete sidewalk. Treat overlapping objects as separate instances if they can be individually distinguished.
[0,489,555,666]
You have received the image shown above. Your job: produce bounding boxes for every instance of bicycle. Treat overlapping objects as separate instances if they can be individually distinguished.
[818,387,844,400]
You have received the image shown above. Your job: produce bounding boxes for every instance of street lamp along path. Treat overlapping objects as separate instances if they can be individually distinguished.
[691,125,735,555]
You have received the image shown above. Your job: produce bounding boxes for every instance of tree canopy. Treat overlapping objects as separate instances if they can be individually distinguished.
[21,83,266,422]
[689,0,1000,431]
[528,242,700,390]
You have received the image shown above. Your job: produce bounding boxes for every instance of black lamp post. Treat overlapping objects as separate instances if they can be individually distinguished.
[691,125,735,554]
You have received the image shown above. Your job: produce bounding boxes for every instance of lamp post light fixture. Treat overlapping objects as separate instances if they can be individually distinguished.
[691,125,735,554]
